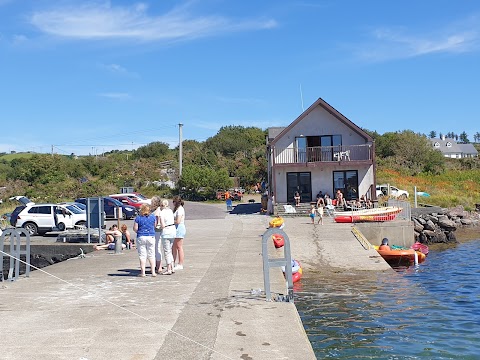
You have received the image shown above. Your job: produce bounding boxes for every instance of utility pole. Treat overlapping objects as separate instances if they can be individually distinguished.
[179,123,183,177]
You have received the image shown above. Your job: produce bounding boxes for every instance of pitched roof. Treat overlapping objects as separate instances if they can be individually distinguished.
[430,138,461,154]
[269,97,373,146]
[430,138,478,155]
[267,127,285,143]
[457,143,478,155]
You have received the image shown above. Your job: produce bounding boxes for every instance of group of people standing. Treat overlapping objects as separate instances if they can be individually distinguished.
[133,195,186,277]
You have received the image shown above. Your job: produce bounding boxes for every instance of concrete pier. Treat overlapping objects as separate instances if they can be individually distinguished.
[1,202,395,359]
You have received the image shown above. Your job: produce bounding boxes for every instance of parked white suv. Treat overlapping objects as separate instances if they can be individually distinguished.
[376,184,409,199]
[10,197,87,236]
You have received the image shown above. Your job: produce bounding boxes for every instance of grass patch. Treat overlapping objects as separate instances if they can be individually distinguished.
[377,168,480,210]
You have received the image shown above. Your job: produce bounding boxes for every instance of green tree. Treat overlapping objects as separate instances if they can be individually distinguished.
[459,131,469,143]
[179,164,232,193]
[134,142,169,159]
[428,130,437,138]
[375,130,445,175]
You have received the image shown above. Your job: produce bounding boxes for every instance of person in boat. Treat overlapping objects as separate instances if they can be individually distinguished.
[379,238,391,251]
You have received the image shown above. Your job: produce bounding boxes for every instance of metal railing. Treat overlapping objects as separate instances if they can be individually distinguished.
[273,144,373,165]
[1,228,31,281]
[262,227,294,302]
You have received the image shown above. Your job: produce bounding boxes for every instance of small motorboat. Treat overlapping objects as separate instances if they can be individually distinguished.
[375,246,426,266]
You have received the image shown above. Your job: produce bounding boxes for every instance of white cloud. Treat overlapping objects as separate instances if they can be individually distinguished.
[97,92,131,100]
[29,2,277,42]
[12,34,28,44]
[355,17,480,62]
[100,63,139,78]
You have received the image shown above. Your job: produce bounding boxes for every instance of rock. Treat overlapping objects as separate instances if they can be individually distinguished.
[446,231,457,243]
[423,230,436,238]
[429,229,448,243]
[424,220,436,231]
[416,217,426,225]
[437,215,449,222]
[448,206,468,218]
[460,218,473,225]
[438,217,457,231]
[426,215,439,223]
[413,219,424,232]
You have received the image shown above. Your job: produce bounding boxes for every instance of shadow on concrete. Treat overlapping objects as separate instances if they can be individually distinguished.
[109,268,143,277]
[230,203,262,215]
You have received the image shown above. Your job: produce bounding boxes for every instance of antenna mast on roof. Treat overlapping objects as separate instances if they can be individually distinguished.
[300,83,304,112]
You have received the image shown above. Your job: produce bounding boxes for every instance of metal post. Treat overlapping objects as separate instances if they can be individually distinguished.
[179,123,183,177]
[414,186,418,208]
[114,235,123,254]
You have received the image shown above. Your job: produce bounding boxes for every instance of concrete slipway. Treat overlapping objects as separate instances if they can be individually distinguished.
[1,202,393,360]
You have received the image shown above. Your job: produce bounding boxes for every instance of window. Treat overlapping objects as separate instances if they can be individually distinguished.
[434,142,440,148]
[333,170,358,200]
[29,206,51,214]
[446,142,452,147]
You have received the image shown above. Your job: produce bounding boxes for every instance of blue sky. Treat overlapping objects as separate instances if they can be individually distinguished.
[1,0,479,155]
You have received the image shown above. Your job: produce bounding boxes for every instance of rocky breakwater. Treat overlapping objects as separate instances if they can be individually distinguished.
[412,206,480,245]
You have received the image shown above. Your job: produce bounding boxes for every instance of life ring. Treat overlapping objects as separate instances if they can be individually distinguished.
[282,259,303,283]
[272,234,285,248]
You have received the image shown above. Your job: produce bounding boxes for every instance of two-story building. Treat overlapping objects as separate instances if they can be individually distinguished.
[429,137,478,158]
[267,98,376,204]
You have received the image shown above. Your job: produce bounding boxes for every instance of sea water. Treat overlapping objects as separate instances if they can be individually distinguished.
[295,240,480,359]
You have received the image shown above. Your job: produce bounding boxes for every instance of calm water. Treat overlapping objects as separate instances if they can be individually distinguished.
[295,240,480,359]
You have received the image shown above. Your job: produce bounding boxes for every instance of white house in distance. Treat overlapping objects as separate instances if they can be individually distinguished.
[267,98,376,204]
[429,136,478,158]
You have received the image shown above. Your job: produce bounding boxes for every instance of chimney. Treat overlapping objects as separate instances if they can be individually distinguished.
[441,135,445,141]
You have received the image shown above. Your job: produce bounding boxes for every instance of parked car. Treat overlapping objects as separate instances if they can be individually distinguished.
[58,202,87,212]
[9,197,87,236]
[75,197,137,219]
[376,184,409,199]
[109,195,142,208]
[109,193,151,205]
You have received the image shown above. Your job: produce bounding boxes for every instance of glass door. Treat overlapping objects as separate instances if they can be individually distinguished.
[287,172,312,203]
[333,170,358,200]
[295,137,307,163]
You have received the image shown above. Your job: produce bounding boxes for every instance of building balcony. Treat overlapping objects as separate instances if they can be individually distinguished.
[272,144,373,165]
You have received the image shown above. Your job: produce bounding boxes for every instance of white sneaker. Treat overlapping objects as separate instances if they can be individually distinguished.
[174,264,184,270]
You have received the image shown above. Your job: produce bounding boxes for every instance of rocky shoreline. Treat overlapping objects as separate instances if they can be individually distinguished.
[412,205,480,245]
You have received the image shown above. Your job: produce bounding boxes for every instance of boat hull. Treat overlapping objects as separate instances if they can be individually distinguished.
[334,207,402,223]
[376,248,426,266]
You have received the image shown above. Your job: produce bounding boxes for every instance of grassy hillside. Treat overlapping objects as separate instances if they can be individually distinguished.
[0,152,36,161]
[377,167,480,210]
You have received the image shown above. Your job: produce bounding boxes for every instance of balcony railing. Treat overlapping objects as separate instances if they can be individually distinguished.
[273,144,373,165]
